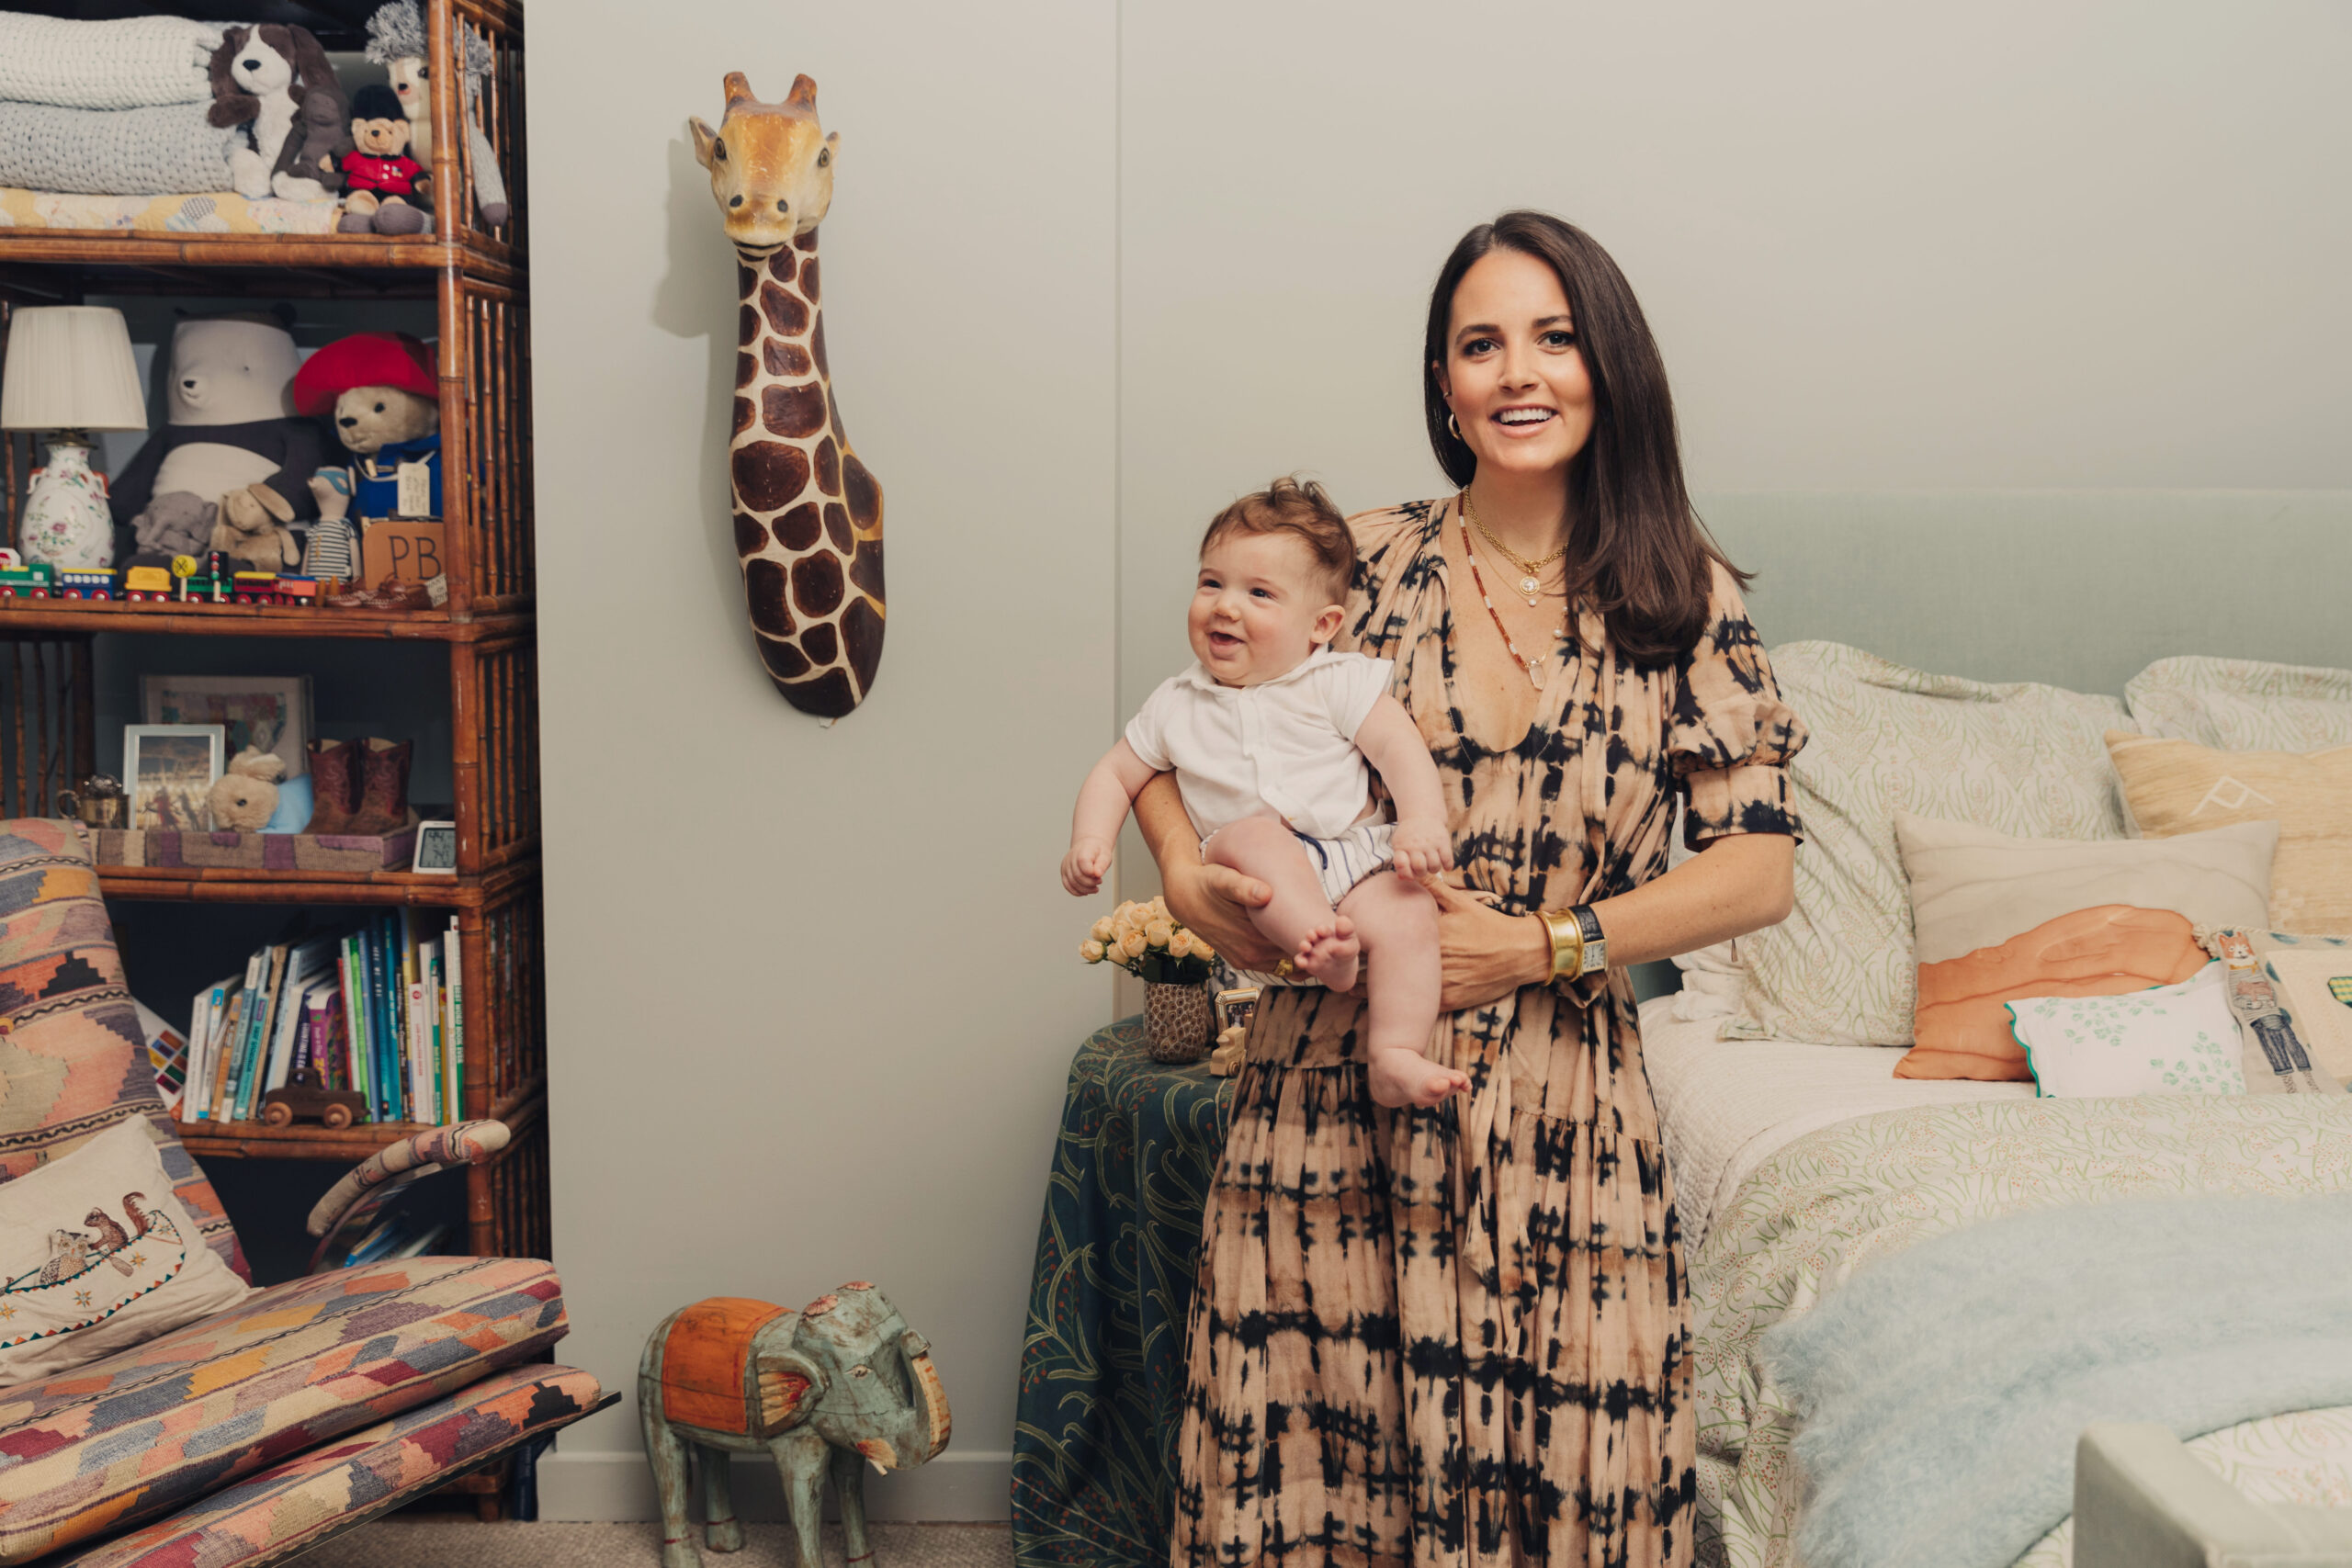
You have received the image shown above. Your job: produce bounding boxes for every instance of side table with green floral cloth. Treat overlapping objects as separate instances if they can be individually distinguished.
[1012,1018,1235,1567]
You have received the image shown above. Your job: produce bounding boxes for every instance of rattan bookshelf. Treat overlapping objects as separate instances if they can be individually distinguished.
[0,0,546,1281]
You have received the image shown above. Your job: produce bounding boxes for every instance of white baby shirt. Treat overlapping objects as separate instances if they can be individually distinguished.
[1124,649,1396,841]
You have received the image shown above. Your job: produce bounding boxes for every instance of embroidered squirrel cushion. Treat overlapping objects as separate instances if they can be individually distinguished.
[0,1118,250,1384]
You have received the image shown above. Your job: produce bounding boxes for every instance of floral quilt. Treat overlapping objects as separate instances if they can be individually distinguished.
[1691,1094,2352,1568]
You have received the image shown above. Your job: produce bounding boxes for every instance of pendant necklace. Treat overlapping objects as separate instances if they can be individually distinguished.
[1460,512,1568,690]
[1464,489,1566,607]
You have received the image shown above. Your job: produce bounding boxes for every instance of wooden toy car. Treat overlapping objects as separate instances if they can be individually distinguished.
[121,566,174,601]
[55,570,115,600]
[259,1067,368,1130]
[230,572,325,606]
[0,561,57,598]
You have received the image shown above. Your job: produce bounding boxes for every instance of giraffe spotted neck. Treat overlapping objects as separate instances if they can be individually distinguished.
[694,73,883,721]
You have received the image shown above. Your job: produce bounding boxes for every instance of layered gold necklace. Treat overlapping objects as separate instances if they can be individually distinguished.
[1463,490,1566,607]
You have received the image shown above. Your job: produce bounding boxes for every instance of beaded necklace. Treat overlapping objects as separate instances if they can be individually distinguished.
[1458,512,1569,690]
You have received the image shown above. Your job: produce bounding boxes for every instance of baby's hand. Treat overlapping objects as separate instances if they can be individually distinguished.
[1389,821,1453,883]
[1062,838,1114,897]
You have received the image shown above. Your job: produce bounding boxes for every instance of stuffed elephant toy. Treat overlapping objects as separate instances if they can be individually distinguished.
[639,1283,951,1568]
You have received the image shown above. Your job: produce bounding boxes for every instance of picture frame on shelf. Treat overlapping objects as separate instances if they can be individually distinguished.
[141,675,312,781]
[412,820,458,874]
[122,725,225,830]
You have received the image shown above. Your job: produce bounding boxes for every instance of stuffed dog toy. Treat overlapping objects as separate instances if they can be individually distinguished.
[207,23,346,202]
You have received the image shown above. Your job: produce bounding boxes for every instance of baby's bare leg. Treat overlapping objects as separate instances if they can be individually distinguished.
[1340,871,1465,1109]
[1201,818,1360,987]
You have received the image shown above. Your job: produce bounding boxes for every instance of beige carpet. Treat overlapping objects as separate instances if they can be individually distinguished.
[300,1520,1013,1568]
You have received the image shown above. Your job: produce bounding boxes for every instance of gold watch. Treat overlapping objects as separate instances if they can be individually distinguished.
[1540,905,1608,982]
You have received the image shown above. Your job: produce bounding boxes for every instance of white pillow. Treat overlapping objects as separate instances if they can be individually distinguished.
[2123,657,2352,751]
[1722,642,2134,1046]
[2007,963,2245,1099]
[0,1118,251,1383]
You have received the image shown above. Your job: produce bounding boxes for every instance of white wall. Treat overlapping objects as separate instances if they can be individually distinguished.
[531,1,2348,1519]
[530,0,1115,1522]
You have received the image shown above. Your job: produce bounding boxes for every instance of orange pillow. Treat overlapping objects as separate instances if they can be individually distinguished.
[1897,905,2209,1080]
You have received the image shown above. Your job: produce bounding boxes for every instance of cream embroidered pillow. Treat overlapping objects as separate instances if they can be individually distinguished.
[2123,658,2352,752]
[2007,964,2245,1099]
[0,1118,250,1383]
[1724,643,2134,1046]
[2105,731,2352,934]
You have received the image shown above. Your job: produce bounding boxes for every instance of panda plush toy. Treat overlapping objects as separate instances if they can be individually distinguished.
[108,311,325,568]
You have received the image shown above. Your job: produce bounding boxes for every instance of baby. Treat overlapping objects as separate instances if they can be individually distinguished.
[1061,478,1470,1108]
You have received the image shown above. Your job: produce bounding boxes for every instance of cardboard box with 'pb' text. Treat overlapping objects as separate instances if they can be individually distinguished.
[360,519,447,588]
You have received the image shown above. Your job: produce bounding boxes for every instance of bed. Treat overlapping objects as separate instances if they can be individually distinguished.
[1650,993,2352,1568]
[1632,495,2352,1566]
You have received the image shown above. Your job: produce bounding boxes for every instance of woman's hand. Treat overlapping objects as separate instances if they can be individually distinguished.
[1426,876,1550,1012]
[1161,855,1287,976]
[1135,772,1290,974]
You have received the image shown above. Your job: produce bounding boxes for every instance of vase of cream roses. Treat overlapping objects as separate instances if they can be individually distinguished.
[1081,897,1219,1064]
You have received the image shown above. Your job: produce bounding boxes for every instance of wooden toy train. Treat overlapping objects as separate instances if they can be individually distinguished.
[0,551,331,607]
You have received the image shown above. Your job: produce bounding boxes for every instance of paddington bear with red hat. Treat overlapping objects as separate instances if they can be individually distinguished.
[292,331,442,531]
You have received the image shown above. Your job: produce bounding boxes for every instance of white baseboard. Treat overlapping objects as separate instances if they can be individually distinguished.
[538,1449,1012,1524]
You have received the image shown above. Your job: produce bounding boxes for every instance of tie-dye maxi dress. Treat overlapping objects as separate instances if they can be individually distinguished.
[1170,496,1806,1568]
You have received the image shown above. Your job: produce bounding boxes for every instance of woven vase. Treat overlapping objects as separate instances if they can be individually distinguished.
[1143,981,1215,1064]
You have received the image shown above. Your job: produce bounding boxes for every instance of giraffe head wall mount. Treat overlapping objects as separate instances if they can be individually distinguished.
[690,73,884,723]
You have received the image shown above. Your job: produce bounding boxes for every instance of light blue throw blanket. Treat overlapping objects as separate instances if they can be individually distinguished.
[1758,1189,2352,1568]
[0,101,237,196]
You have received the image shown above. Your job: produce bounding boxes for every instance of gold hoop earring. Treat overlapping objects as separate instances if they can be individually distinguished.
[1448,412,1462,442]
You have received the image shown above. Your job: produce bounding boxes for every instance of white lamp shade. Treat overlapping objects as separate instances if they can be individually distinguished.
[1,307,149,432]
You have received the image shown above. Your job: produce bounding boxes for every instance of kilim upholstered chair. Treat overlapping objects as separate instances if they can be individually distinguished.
[0,820,608,1565]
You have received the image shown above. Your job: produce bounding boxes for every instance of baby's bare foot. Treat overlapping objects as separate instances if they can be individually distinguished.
[1368,1046,1470,1109]
[1293,917,1361,993]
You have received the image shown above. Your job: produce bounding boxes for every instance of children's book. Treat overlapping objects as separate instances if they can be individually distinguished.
[445,916,464,1120]
[412,938,435,1124]
[185,981,227,1121]
[261,940,333,1100]
[231,942,289,1122]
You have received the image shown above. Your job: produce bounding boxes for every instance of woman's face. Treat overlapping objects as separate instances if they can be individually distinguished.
[1434,247,1596,482]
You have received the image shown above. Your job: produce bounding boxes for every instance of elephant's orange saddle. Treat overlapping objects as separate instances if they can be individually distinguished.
[656,1296,810,1438]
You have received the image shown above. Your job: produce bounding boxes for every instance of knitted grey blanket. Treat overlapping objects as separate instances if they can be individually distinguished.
[0,15,224,109]
[1759,1188,2352,1568]
[0,101,239,197]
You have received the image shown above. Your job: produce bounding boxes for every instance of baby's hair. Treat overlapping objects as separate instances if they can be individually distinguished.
[1199,476,1356,604]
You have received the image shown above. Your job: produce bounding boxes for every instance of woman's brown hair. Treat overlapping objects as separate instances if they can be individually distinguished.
[1423,209,1747,664]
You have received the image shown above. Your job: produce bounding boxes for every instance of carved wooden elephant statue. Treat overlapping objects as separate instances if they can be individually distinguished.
[639,1283,951,1568]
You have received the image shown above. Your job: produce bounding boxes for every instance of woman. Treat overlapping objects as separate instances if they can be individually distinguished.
[1141,211,1806,1565]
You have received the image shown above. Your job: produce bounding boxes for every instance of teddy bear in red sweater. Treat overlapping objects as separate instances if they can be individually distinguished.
[339,83,431,234]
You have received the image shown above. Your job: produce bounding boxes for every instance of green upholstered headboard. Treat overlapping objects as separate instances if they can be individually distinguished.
[1696,491,2351,695]
[1630,490,2352,1003]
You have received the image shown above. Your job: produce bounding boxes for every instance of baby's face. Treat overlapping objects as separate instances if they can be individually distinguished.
[1188,532,1343,688]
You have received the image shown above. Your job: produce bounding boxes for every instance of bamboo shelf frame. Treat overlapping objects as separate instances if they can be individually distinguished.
[0,0,547,1317]
[99,859,537,908]
[0,600,530,641]
[176,1083,542,1166]
[0,234,518,289]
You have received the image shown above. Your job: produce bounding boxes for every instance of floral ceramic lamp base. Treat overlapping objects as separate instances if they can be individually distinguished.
[20,435,117,570]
